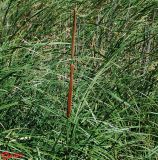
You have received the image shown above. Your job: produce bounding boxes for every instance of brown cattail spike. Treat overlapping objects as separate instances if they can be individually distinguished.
[67,64,75,118]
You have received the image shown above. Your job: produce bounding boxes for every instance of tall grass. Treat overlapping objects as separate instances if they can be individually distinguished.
[0,0,158,159]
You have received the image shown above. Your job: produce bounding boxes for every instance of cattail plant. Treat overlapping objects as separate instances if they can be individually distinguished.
[67,8,77,118]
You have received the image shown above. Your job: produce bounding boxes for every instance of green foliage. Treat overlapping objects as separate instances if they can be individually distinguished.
[0,0,158,159]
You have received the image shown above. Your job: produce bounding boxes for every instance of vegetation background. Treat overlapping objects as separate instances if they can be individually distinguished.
[0,0,158,159]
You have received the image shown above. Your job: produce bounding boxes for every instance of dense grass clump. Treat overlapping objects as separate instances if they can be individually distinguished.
[0,0,158,159]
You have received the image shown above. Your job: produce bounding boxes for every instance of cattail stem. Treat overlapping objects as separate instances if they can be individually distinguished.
[71,8,77,59]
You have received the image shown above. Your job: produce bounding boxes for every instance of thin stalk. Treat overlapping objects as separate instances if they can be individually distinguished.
[71,8,77,59]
